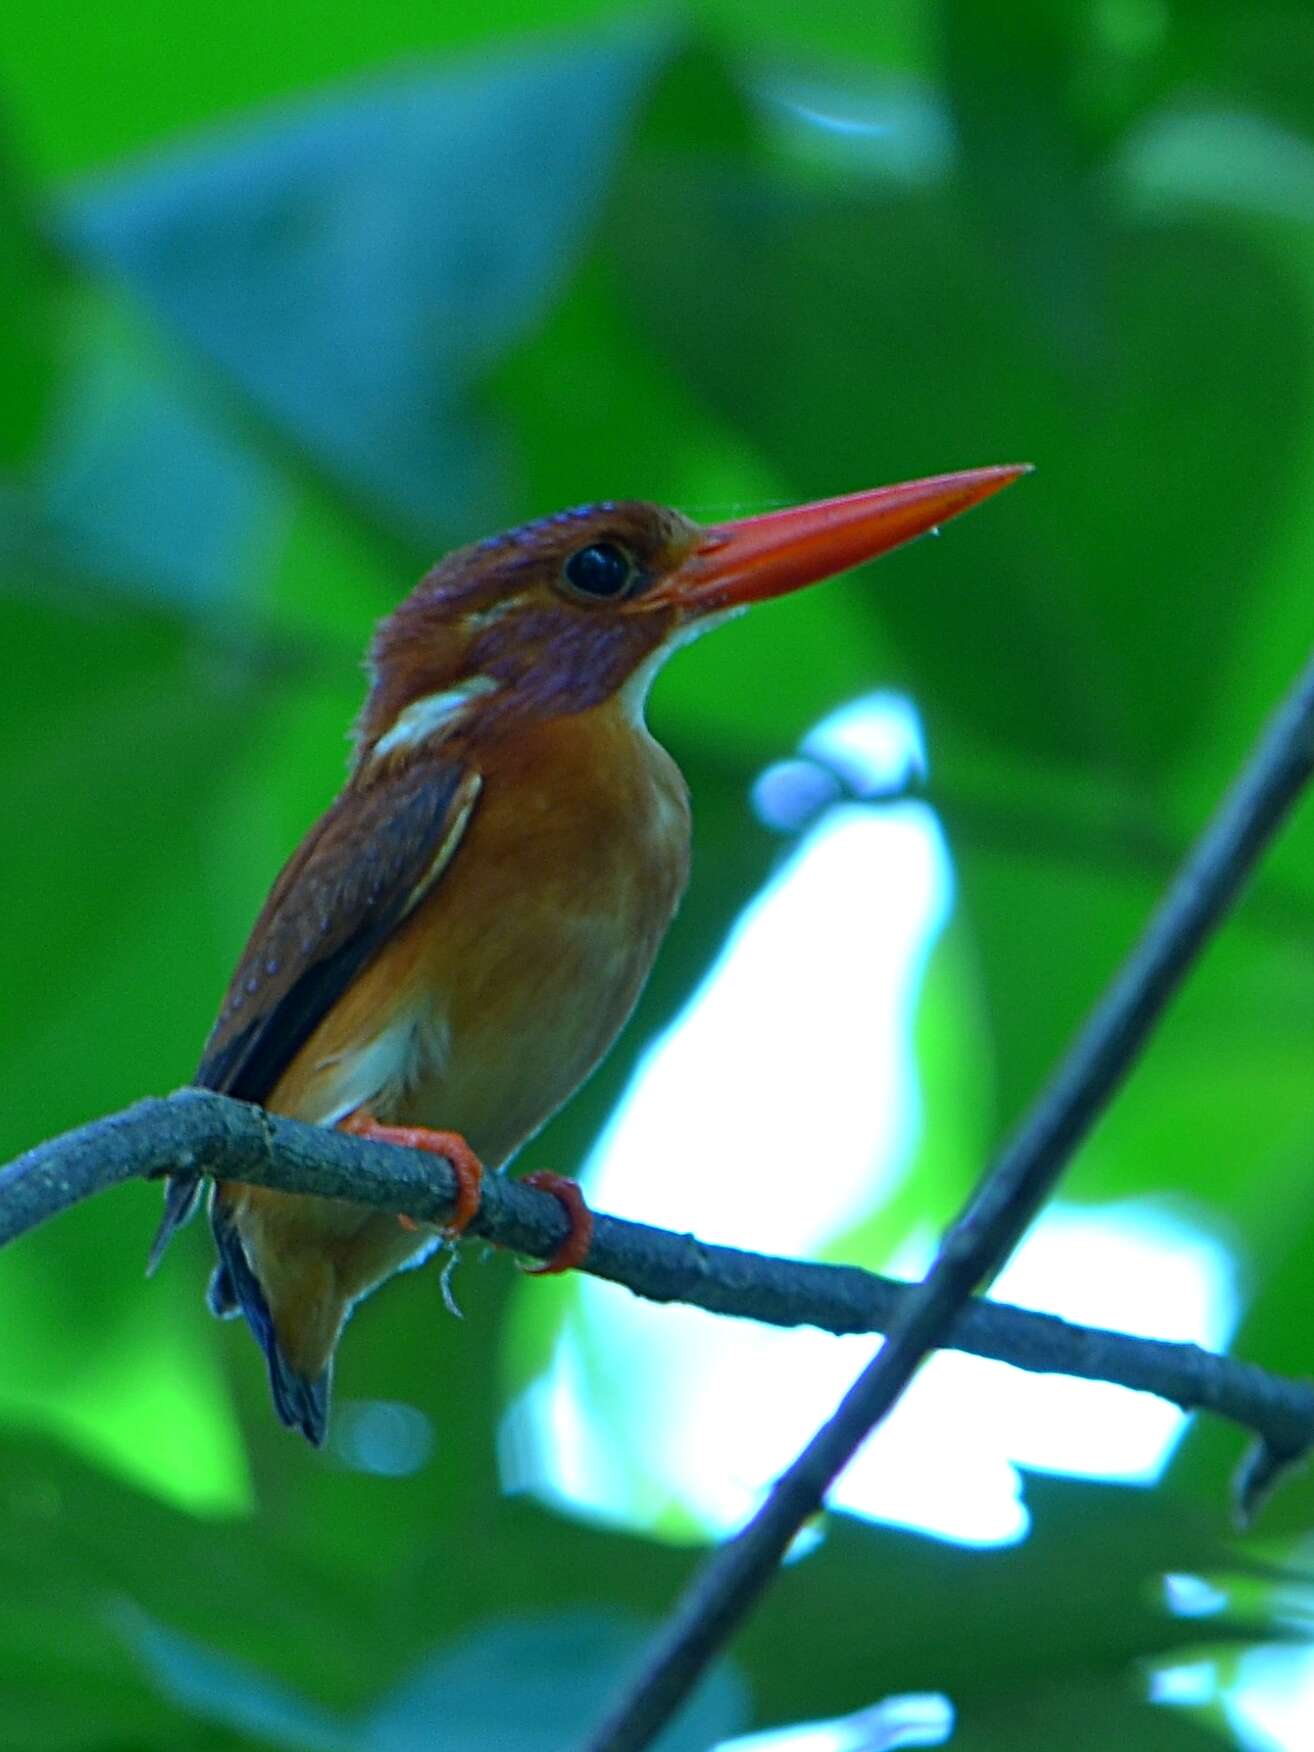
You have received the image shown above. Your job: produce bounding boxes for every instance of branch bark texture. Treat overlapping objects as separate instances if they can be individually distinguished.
[2,1087,1311,1478]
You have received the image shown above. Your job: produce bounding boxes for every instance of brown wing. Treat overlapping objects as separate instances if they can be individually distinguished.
[148,758,480,1273]
[197,760,480,1102]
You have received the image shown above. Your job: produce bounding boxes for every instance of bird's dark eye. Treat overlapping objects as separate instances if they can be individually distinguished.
[563,541,633,600]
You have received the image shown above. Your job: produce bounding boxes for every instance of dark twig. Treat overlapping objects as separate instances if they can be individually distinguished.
[2,1087,1312,1484]
[2,1096,1312,1746]
[582,646,1314,1752]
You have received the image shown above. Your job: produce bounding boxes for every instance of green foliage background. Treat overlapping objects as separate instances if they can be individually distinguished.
[4,1,1314,1745]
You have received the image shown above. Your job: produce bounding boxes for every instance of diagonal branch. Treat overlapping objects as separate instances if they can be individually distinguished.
[582,641,1314,1752]
[2,1086,1311,1495]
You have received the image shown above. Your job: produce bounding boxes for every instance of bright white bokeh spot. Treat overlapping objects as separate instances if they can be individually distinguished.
[507,1197,1236,1548]
[503,694,1241,1552]
[935,1203,1237,1487]
[801,690,927,794]
[1151,1663,1217,1708]
[752,759,843,833]
[1163,1573,1230,1620]
[1225,1645,1314,1750]
[330,1398,434,1477]
[718,1692,953,1752]
[754,692,927,831]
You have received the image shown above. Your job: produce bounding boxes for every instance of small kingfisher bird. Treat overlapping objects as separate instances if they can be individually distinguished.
[151,465,1027,1444]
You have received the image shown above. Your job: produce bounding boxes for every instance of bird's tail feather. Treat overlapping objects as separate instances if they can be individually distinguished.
[207,1259,240,1318]
[145,1173,203,1276]
[209,1199,331,1447]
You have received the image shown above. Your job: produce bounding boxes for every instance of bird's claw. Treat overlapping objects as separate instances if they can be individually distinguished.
[520,1171,594,1274]
[338,1109,484,1237]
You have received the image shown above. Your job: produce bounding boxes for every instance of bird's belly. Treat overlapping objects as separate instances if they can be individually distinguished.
[407,897,663,1166]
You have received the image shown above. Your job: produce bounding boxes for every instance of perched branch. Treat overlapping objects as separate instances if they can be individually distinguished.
[583,644,1314,1752]
[2,1087,1312,1479]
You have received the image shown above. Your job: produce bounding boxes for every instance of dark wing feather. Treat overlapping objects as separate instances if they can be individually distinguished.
[197,760,480,1102]
[148,758,480,1270]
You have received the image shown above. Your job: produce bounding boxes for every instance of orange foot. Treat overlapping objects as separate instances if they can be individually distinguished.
[521,1171,594,1275]
[339,1109,483,1237]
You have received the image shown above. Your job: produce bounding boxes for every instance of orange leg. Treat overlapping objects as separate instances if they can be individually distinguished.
[521,1171,594,1275]
[338,1109,484,1237]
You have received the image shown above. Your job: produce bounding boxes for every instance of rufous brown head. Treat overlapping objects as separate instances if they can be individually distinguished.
[356,465,1029,764]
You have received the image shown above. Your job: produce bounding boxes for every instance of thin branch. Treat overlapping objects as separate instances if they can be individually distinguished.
[582,644,1314,1752]
[2,1087,1312,1482]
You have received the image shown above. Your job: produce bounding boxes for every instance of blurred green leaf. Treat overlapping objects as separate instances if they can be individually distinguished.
[952,1678,1222,1750]
[27,294,281,615]
[0,595,266,1117]
[943,0,1112,356]
[124,1608,749,1752]
[735,1476,1259,1726]
[612,167,1309,789]
[0,124,57,467]
[60,28,702,552]
[361,1612,747,1751]
[0,1431,1281,1747]
[126,1608,352,1752]
[1160,0,1314,147]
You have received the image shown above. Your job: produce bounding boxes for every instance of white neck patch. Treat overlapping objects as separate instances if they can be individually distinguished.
[619,607,746,728]
[373,675,499,758]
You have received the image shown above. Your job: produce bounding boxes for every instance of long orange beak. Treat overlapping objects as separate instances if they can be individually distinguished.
[650,464,1030,617]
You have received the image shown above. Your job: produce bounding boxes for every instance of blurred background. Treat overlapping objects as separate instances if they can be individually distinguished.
[4,1,1314,1746]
